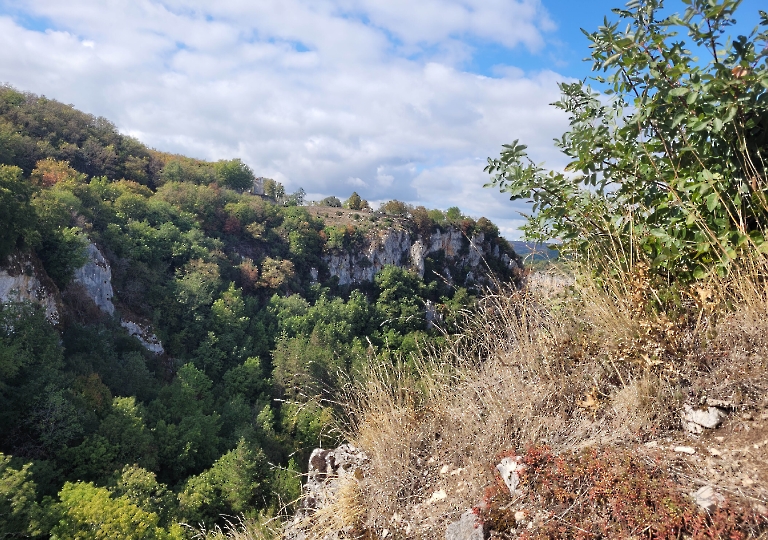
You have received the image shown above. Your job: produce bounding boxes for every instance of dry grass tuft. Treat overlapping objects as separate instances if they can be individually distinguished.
[190,514,281,540]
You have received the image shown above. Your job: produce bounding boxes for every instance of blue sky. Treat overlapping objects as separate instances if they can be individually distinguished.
[0,0,765,239]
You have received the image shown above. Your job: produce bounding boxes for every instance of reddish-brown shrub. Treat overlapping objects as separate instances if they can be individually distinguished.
[480,445,767,540]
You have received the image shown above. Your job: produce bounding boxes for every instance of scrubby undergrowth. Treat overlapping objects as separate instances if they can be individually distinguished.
[299,257,768,539]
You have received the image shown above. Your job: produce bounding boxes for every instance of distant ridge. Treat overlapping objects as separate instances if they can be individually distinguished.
[509,241,558,262]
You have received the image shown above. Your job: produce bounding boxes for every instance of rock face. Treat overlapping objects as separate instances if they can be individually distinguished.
[300,444,367,517]
[446,510,484,540]
[323,227,521,286]
[70,241,165,355]
[284,444,368,540]
[72,242,115,315]
[0,251,59,323]
[120,319,165,355]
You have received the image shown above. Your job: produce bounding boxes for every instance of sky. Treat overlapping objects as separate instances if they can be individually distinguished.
[0,0,764,239]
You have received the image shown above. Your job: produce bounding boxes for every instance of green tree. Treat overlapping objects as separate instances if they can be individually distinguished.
[374,265,425,335]
[51,481,183,540]
[0,454,41,538]
[214,159,255,192]
[486,0,768,280]
[445,206,462,222]
[178,439,269,525]
[345,192,363,210]
[0,165,36,259]
[380,199,409,216]
[320,196,341,207]
[113,465,177,528]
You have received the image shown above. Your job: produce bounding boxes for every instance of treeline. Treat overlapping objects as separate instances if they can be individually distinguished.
[0,86,513,537]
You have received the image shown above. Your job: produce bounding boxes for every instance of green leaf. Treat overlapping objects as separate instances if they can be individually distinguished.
[706,193,719,212]
[691,119,709,131]
[669,87,689,97]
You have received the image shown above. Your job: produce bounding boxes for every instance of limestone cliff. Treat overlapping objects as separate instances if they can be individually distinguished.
[321,226,521,287]
[0,251,60,323]
[69,241,164,355]
[72,242,115,316]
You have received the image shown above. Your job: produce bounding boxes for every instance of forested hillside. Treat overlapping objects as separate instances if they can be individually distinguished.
[0,86,519,537]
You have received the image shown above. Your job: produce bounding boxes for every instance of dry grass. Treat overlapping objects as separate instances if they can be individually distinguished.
[189,514,282,540]
[306,251,768,539]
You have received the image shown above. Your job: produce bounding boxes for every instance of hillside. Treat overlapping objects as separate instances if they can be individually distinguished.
[0,85,521,538]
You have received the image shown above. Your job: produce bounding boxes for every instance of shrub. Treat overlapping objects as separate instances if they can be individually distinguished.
[486,0,768,282]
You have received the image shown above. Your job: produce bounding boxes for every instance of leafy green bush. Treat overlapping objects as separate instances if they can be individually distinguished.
[486,0,768,281]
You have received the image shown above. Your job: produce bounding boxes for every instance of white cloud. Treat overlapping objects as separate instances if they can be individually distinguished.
[0,0,570,239]
[347,177,367,187]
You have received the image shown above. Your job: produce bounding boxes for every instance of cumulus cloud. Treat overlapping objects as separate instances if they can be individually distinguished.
[0,0,571,238]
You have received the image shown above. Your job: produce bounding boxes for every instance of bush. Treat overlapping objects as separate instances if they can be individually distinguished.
[486,0,768,282]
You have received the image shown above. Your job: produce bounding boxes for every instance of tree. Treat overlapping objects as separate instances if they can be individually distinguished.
[0,165,36,259]
[214,159,255,192]
[178,439,269,525]
[262,179,285,203]
[30,158,86,187]
[445,206,462,222]
[374,265,425,335]
[285,187,306,206]
[410,206,435,238]
[486,0,768,281]
[345,192,363,210]
[51,481,183,540]
[320,196,341,207]
[0,454,41,538]
[380,199,409,216]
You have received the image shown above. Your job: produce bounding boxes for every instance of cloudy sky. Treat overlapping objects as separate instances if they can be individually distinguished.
[0,0,763,238]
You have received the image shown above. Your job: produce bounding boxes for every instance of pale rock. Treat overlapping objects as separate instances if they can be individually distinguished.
[427,490,447,504]
[0,252,59,323]
[682,405,724,434]
[692,485,724,512]
[514,511,526,523]
[297,444,368,515]
[284,444,368,540]
[496,456,525,496]
[72,242,114,315]
[323,226,521,287]
[120,319,164,354]
[674,446,696,454]
[445,510,484,540]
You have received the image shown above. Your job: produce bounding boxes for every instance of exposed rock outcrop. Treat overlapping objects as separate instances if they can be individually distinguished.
[323,226,521,287]
[69,241,165,354]
[0,251,60,323]
[284,444,369,540]
[71,242,115,315]
[119,319,165,355]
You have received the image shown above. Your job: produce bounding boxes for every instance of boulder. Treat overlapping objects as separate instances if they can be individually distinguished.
[682,405,724,434]
[446,510,484,540]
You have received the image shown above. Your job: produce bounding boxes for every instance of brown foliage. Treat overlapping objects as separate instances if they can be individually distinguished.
[30,158,84,187]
